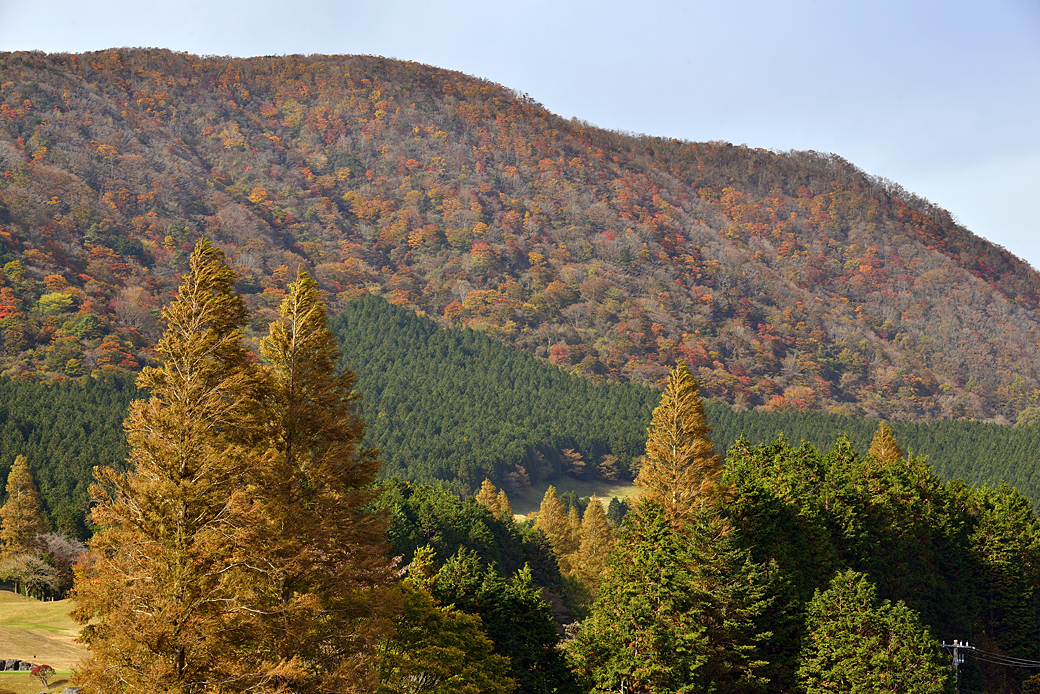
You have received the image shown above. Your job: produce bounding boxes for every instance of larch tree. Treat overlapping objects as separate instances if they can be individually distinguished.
[575,498,614,585]
[536,485,577,573]
[71,239,268,693]
[636,360,723,520]
[475,478,512,518]
[0,455,47,557]
[868,421,904,465]
[232,269,398,693]
[495,489,513,519]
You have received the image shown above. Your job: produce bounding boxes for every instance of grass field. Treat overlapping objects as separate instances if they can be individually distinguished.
[0,670,74,694]
[0,591,85,674]
[511,478,639,517]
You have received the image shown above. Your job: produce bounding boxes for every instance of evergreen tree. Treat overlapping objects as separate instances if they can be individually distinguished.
[798,570,953,694]
[433,549,583,694]
[71,240,267,693]
[230,270,397,692]
[568,502,773,694]
[377,547,515,694]
[606,497,628,527]
[636,361,722,520]
[0,455,46,557]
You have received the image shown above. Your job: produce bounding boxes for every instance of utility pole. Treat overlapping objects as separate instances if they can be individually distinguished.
[942,640,968,686]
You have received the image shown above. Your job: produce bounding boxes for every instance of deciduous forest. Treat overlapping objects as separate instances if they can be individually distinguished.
[0,49,1039,423]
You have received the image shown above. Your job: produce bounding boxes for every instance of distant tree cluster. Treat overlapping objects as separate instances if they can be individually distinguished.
[332,294,658,494]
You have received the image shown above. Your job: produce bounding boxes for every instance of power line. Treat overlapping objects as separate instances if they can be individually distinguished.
[942,640,1040,684]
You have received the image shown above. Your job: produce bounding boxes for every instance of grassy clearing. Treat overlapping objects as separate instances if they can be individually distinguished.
[511,477,639,517]
[0,591,85,672]
[0,671,74,694]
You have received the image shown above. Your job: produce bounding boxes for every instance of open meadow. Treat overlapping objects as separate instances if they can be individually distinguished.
[511,479,639,518]
[0,589,85,684]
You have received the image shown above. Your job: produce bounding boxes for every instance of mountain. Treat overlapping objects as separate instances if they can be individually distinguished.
[2,48,1039,423]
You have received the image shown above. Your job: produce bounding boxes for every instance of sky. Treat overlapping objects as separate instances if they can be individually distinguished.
[0,0,1038,267]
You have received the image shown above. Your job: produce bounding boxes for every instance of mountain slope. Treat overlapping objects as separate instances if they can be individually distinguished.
[1,49,1039,422]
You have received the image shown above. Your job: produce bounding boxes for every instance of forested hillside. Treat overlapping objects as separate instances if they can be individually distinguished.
[8,295,1040,529]
[332,294,657,494]
[2,49,1040,423]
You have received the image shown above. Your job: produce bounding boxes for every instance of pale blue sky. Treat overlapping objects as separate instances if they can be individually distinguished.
[1,0,1038,268]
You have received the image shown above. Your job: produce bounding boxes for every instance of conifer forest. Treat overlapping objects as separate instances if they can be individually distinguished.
[0,49,1039,692]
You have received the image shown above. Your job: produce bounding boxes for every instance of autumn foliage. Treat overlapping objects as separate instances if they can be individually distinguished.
[0,50,1037,423]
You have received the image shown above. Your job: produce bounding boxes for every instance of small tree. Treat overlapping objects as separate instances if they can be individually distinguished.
[636,361,723,520]
[868,421,904,465]
[536,486,577,572]
[0,455,47,559]
[31,664,55,688]
[575,498,614,585]
[0,554,56,599]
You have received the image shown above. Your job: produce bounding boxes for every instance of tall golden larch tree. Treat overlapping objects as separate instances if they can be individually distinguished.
[72,240,268,694]
[229,270,397,693]
[536,486,577,572]
[869,421,904,465]
[575,498,614,585]
[635,360,723,520]
[0,455,47,558]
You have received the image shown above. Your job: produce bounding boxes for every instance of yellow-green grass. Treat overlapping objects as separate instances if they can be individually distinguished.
[511,478,639,518]
[0,591,85,672]
[0,671,74,694]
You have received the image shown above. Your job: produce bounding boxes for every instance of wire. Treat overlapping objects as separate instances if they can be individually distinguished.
[943,642,1040,669]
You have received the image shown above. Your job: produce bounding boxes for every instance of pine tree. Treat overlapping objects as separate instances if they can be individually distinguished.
[233,270,397,692]
[377,546,516,694]
[636,360,722,519]
[869,421,904,465]
[0,455,47,558]
[72,240,267,693]
[606,497,628,527]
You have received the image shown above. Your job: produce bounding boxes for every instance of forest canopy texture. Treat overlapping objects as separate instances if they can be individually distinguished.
[0,49,1039,424]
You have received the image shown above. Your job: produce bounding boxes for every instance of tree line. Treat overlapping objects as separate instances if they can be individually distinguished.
[7,293,1040,542]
